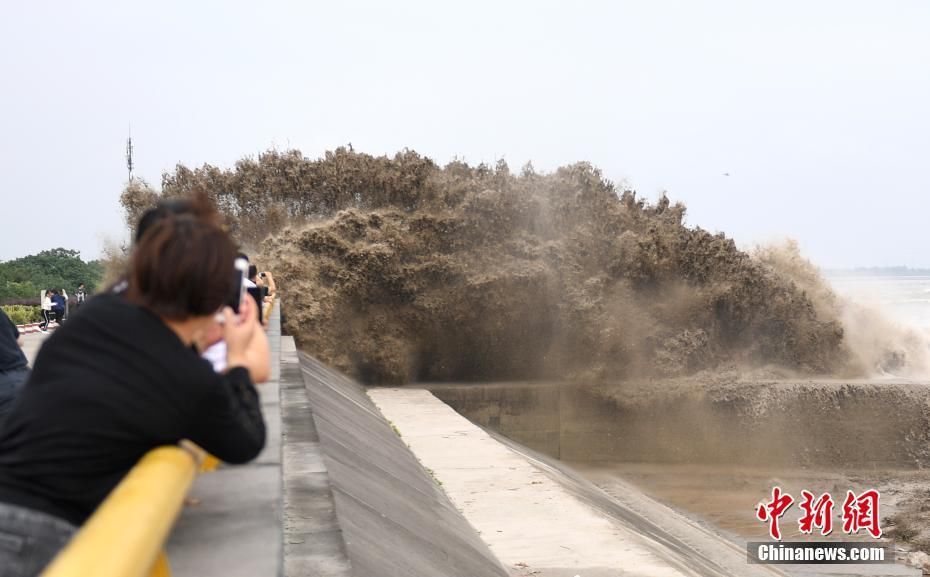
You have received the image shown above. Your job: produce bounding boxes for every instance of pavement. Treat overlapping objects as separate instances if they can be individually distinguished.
[20,330,48,365]
[280,337,352,576]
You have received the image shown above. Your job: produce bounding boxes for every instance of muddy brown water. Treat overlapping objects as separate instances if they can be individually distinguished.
[425,380,930,468]
[425,381,930,576]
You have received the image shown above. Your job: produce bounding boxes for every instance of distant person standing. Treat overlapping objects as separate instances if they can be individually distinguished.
[259,271,276,324]
[75,283,87,310]
[61,289,70,321]
[260,271,276,300]
[246,266,264,323]
[38,291,53,333]
[0,308,29,425]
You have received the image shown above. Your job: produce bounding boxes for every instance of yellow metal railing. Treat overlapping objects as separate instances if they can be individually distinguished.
[42,444,203,577]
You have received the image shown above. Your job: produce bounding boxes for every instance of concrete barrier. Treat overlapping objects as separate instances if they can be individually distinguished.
[297,353,510,577]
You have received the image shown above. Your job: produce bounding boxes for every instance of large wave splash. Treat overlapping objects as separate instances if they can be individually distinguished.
[134,148,922,384]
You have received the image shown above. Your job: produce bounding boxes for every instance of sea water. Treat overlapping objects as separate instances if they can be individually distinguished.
[827,274,930,331]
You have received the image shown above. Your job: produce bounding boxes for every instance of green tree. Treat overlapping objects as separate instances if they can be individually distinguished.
[0,248,104,302]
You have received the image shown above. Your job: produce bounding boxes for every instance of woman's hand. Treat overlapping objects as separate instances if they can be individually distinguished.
[194,321,225,354]
[223,295,271,383]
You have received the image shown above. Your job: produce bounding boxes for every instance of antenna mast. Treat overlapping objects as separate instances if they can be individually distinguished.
[126,125,135,182]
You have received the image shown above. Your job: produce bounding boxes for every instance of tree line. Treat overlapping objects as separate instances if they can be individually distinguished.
[0,248,103,304]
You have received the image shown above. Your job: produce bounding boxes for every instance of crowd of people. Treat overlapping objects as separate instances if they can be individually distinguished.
[0,194,277,576]
[34,282,90,333]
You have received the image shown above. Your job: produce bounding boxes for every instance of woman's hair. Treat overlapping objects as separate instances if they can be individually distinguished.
[127,195,236,320]
[135,199,186,244]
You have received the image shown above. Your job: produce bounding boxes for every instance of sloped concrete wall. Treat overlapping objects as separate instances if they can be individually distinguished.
[298,353,510,577]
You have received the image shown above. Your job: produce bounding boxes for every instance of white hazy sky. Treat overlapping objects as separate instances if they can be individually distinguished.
[1,1,928,268]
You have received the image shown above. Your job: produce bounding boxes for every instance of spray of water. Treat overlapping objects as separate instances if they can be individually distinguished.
[755,240,930,379]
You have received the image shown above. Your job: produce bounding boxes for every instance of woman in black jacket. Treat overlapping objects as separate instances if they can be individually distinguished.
[0,198,270,576]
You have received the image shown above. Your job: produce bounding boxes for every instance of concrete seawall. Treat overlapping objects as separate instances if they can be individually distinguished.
[368,387,789,577]
[426,381,930,468]
[291,354,786,576]
[297,352,510,577]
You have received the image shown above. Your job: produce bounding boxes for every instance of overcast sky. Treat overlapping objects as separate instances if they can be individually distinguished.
[1,1,928,268]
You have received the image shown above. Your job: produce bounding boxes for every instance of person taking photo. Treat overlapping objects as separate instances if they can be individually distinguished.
[0,195,270,576]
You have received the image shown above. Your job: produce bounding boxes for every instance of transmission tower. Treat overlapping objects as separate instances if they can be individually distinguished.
[126,126,135,182]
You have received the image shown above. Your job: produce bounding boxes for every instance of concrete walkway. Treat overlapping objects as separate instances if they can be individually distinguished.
[280,338,352,576]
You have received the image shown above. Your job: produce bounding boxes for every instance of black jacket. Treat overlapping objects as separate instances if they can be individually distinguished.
[0,293,266,525]
[0,310,26,372]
